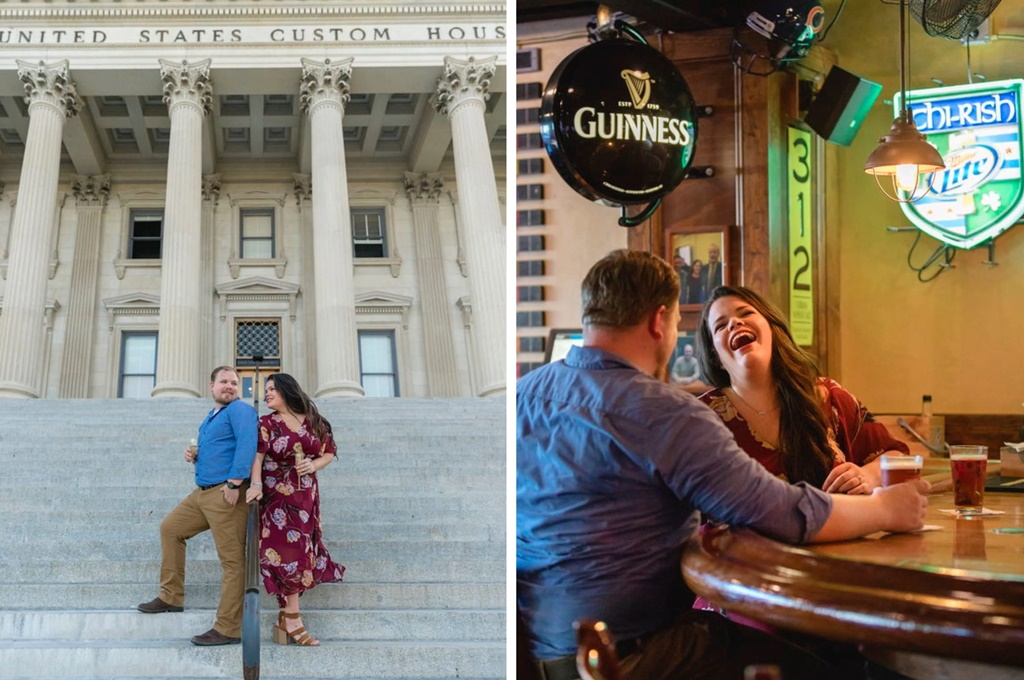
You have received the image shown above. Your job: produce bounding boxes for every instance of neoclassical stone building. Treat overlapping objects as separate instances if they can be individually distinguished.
[0,1,506,399]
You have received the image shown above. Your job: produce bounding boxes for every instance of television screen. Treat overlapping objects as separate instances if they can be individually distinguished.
[544,328,584,363]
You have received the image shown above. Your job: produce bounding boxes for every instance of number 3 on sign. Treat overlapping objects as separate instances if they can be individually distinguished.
[788,126,813,346]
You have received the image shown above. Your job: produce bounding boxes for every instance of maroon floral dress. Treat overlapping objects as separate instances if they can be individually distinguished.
[257,413,345,607]
[698,377,910,480]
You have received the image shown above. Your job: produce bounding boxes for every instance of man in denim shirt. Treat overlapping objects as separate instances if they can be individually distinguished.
[138,365,258,646]
[517,250,928,679]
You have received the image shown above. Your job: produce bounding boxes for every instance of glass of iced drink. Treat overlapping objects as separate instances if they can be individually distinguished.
[949,445,988,515]
[880,455,923,487]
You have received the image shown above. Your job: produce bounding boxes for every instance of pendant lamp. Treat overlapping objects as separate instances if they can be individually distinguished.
[864,0,945,202]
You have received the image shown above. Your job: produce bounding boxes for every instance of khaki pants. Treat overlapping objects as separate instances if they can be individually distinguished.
[159,486,248,637]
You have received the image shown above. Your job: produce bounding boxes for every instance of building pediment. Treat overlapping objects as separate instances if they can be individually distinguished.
[216,277,300,297]
[102,292,159,329]
[355,291,413,308]
[103,292,160,310]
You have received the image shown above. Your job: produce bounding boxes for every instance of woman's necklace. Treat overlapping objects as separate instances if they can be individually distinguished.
[729,388,777,417]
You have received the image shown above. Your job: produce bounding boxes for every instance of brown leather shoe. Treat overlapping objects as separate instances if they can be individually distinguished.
[137,597,183,614]
[190,628,241,646]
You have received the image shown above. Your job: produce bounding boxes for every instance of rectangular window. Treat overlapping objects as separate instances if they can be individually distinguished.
[516,311,546,327]
[516,108,540,126]
[516,82,543,99]
[519,336,546,353]
[235,319,282,368]
[517,184,544,202]
[118,331,158,398]
[517,210,545,227]
[517,133,543,150]
[128,209,163,259]
[517,49,540,74]
[518,158,544,175]
[518,235,546,252]
[358,330,399,397]
[351,208,387,258]
[240,209,275,258]
[517,260,545,277]
[518,285,545,302]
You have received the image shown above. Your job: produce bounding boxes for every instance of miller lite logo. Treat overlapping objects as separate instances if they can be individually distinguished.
[540,38,698,207]
[898,79,1024,250]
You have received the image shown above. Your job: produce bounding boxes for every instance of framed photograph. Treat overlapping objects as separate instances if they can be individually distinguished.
[667,331,700,387]
[664,225,730,314]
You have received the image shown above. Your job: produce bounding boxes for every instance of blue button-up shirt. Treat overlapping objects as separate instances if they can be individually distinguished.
[195,398,258,486]
[516,346,832,660]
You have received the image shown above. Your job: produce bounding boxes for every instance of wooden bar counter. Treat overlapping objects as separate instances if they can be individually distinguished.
[681,484,1024,678]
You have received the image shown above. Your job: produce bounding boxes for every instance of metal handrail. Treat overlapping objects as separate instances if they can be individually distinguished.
[242,500,261,680]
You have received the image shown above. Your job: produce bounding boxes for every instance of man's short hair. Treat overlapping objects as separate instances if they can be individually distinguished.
[581,249,680,328]
[210,365,239,382]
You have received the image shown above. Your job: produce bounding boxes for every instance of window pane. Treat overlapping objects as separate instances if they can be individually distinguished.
[362,375,395,398]
[132,220,162,239]
[354,242,385,258]
[242,213,273,238]
[124,334,157,373]
[130,240,161,259]
[122,375,154,399]
[241,239,274,259]
[359,334,394,373]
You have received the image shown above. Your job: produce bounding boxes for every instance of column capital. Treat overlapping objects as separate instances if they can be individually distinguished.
[16,60,81,118]
[71,175,111,207]
[433,56,496,117]
[159,59,213,116]
[293,173,312,203]
[403,172,445,203]
[202,174,222,203]
[299,58,353,115]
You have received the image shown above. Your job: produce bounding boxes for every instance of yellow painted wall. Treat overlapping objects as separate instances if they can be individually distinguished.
[824,1,1024,414]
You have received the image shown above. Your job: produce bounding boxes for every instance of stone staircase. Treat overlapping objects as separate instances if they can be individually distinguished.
[0,398,506,680]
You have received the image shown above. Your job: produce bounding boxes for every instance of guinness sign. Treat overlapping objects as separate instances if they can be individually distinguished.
[540,38,697,206]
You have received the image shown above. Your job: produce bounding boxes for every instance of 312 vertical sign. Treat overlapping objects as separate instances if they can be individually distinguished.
[788,125,813,346]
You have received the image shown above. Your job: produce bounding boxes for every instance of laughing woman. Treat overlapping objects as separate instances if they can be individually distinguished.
[695,286,910,494]
[246,373,345,646]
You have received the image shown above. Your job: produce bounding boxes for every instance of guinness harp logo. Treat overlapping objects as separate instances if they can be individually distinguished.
[621,69,652,110]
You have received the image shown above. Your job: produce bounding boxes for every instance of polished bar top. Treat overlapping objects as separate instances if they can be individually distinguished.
[682,487,1024,667]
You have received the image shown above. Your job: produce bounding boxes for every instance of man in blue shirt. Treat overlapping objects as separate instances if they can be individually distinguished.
[137,365,258,646]
[517,250,928,679]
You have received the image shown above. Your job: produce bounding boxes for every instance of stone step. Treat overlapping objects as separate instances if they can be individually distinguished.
[3,518,501,543]
[0,582,504,610]
[0,494,499,515]
[0,559,503,586]
[0,609,505,642]
[0,538,503,562]
[0,639,505,679]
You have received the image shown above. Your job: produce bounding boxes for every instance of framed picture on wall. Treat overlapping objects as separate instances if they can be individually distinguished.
[667,331,700,387]
[664,225,729,314]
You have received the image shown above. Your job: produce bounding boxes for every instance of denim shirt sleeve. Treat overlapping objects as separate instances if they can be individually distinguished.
[227,401,258,480]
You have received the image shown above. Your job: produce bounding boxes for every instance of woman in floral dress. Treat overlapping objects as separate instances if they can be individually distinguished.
[246,373,344,646]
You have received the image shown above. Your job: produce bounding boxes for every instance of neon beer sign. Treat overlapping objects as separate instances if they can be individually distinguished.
[896,79,1024,249]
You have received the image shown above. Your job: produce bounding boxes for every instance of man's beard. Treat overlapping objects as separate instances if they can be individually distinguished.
[214,393,237,405]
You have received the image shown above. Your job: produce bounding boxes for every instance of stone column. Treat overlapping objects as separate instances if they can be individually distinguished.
[403,171,460,396]
[293,173,318,392]
[152,59,212,398]
[299,58,363,398]
[0,60,81,398]
[433,56,505,397]
[59,174,111,398]
[200,174,221,386]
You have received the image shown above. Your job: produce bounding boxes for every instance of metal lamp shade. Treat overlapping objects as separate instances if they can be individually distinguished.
[864,116,945,176]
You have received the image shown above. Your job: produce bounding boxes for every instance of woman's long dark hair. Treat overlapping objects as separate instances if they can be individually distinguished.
[266,373,333,443]
[695,286,832,486]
